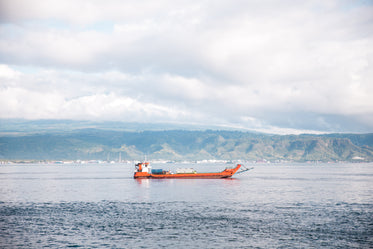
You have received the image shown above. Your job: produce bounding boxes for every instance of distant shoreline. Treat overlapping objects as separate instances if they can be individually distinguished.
[1,160,371,165]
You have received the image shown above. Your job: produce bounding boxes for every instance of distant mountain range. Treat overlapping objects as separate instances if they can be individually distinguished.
[0,119,241,134]
[0,122,372,162]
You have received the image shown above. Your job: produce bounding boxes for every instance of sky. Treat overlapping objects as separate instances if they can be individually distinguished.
[0,0,372,134]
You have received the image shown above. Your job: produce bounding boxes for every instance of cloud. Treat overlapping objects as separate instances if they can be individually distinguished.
[0,64,21,79]
[0,66,204,122]
[0,82,197,123]
[0,0,372,133]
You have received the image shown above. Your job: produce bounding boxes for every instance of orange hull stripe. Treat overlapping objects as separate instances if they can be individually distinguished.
[134,164,241,179]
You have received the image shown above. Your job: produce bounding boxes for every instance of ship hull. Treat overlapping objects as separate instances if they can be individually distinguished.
[134,164,242,179]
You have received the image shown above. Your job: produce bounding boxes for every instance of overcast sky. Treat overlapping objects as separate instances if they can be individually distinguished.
[0,0,372,134]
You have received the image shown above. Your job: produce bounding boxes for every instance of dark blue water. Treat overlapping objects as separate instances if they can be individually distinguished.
[1,163,372,248]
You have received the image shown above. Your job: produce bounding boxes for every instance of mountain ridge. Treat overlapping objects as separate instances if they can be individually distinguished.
[0,129,372,162]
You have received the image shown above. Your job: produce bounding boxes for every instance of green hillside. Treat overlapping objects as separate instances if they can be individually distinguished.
[0,129,372,162]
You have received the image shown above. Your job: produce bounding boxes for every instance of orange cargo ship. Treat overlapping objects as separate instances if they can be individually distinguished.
[133,162,250,179]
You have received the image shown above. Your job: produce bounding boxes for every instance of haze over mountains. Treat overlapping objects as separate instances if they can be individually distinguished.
[1,120,372,162]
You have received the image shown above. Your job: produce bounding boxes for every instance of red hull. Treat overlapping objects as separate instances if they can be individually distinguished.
[134,164,242,179]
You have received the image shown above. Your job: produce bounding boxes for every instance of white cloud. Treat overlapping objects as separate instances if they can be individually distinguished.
[0,87,64,119]
[0,84,197,122]
[0,64,20,79]
[0,0,372,133]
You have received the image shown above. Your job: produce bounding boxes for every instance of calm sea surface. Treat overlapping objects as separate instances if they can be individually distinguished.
[0,162,372,248]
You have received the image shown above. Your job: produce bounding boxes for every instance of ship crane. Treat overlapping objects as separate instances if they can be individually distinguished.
[235,165,254,174]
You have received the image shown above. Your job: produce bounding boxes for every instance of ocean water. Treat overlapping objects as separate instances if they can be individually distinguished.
[0,162,372,248]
